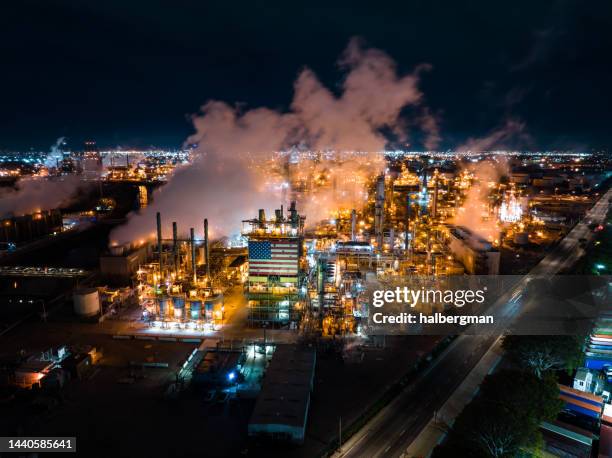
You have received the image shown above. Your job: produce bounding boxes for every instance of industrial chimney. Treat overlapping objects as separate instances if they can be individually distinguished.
[172,221,178,276]
[204,218,210,278]
[190,227,197,284]
[156,212,163,276]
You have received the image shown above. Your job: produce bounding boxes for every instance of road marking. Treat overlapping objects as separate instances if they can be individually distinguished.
[384,445,391,453]
[400,428,406,435]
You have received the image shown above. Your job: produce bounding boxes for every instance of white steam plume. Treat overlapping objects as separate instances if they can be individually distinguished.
[44,136,66,169]
[452,158,510,241]
[457,119,530,153]
[111,38,439,245]
[0,175,87,218]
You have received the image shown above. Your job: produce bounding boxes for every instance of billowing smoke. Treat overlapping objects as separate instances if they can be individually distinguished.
[457,119,529,152]
[45,137,66,169]
[419,107,442,151]
[452,158,509,241]
[296,154,378,224]
[111,38,438,244]
[450,119,529,240]
[0,175,86,217]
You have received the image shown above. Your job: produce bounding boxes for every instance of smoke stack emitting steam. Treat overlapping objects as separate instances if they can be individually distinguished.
[110,38,440,245]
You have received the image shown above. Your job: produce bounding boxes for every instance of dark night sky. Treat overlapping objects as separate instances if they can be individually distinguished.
[1,0,612,151]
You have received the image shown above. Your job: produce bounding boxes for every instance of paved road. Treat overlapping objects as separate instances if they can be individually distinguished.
[337,188,612,458]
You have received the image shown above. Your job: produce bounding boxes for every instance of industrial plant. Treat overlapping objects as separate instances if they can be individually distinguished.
[0,145,611,457]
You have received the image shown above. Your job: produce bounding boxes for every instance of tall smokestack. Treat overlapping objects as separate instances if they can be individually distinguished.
[351,209,357,241]
[375,174,385,250]
[190,227,197,284]
[172,221,178,276]
[204,218,210,278]
[432,171,439,219]
[156,212,163,277]
[405,195,410,254]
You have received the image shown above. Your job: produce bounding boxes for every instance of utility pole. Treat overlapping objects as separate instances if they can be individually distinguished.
[339,416,342,450]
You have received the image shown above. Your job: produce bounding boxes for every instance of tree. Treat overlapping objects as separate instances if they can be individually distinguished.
[432,370,563,458]
[452,399,534,457]
[479,370,563,422]
[502,335,584,378]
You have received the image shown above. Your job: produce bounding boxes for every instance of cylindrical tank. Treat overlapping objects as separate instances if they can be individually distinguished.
[73,288,101,317]
[172,296,185,319]
[513,232,529,245]
[205,294,224,319]
[189,300,202,320]
[158,297,169,317]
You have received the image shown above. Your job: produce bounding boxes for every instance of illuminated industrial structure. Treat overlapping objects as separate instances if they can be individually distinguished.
[499,187,523,223]
[243,201,305,327]
[448,225,500,275]
[135,212,223,331]
[59,150,610,339]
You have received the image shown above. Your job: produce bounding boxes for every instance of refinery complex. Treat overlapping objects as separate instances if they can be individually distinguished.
[5,4,612,457]
[0,142,611,457]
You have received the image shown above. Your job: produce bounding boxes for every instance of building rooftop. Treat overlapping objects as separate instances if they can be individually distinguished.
[249,345,316,429]
[450,225,495,252]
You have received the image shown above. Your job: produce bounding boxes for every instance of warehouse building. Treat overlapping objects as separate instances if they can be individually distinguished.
[248,345,316,444]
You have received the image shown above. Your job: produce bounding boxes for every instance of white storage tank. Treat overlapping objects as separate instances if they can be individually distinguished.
[73,288,101,317]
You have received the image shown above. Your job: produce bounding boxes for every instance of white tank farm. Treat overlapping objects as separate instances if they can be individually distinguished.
[73,287,101,317]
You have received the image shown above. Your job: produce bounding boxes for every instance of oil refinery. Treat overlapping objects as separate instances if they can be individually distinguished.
[1,143,612,457]
[3,4,612,456]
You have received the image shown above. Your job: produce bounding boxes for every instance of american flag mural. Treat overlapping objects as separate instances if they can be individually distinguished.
[248,239,299,279]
